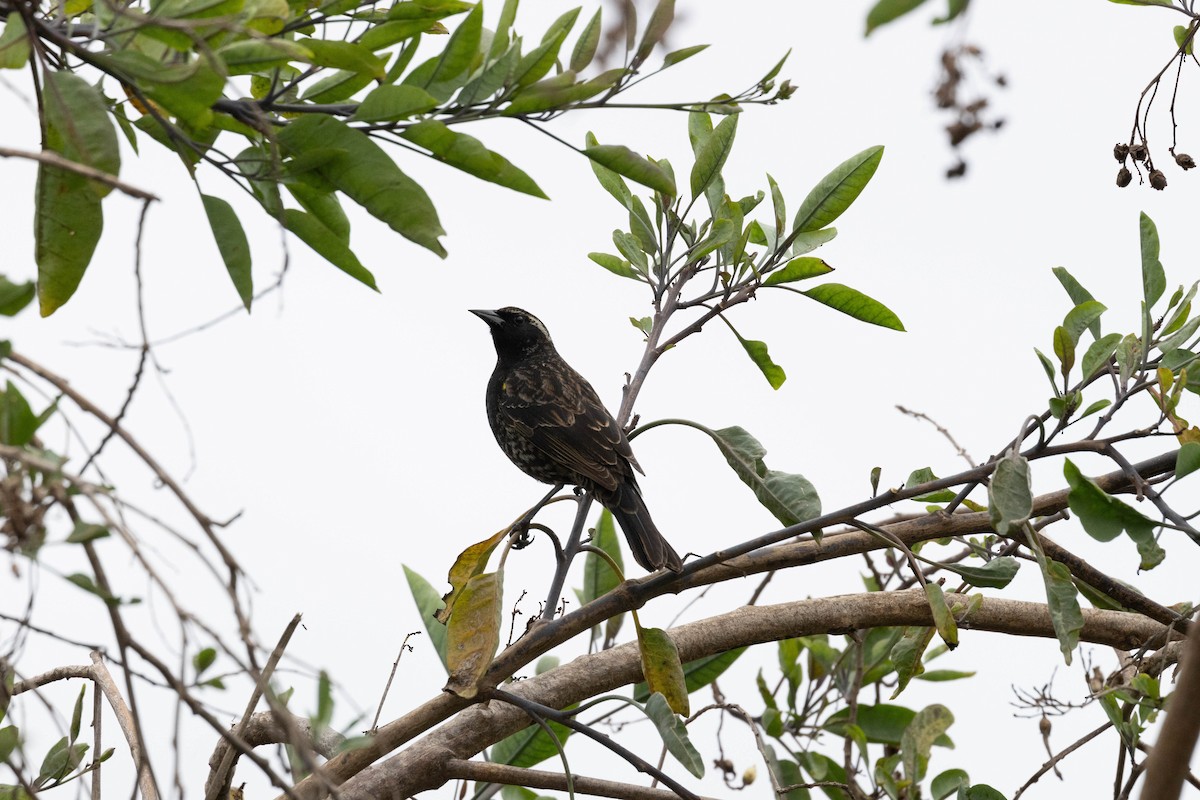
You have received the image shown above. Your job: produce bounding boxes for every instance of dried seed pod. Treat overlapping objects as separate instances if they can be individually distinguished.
[1150,169,1168,190]
[1114,143,1129,162]
[1117,166,1132,187]
[1131,143,1148,162]
[1175,152,1196,170]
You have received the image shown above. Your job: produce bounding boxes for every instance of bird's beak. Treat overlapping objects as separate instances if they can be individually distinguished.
[470,309,503,327]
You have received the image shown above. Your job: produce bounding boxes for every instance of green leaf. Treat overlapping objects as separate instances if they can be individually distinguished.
[409,2,482,97]
[900,704,954,785]
[282,210,378,290]
[201,195,253,311]
[587,252,638,280]
[890,626,934,698]
[1052,267,1101,338]
[490,713,571,769]
[0,381,38,447]
[791,227,838,255]
[643,693,703,777]
[1064,459,1163,569]
[583,144,676,197]
[764,257,833,286]
[584,131,633,209]
[689,114,737,200]
[636,0,673,61]
[350,84,439,122]
[865,0,929,35]
[66,522,110,544]
[581,509,624,646]
[34,161,102,318]
[931,768,969,800]
[988,452,1032,536]
[216,39,313,73]
[285,182,350,244]
[400,120,547,198]
[1177,442,1200,478]
[916,669,976,682]
[1063,300,1106,345]
[801,283,904,330]
[1041,558,1083,664]
[69,685,85,743]
[1140,212,1166,309]
[940,556,1020,589]
[708,424,821,526]
[662,43,709,67]
[0,276,35,317]
[300,38,386,78]
[313,670,334,730]
[825,704,952,747]
[792,146,883,233]
[444,571,502,698]
[924,583,958,648]
[402,565,448,671]
[278,116,445,256]
[734,331,786,389]
[0,16,31,70]
[1081,333,1122,380]
[489,0,518,59]
[637,626,689,716]
[41,71,121,196]
[1053,325,1075,379]
[0,726,18,763]
[569,8,601,72]
[192,647,217,676]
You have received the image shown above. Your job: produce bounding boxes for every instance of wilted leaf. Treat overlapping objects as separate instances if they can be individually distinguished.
[444,571,502,698]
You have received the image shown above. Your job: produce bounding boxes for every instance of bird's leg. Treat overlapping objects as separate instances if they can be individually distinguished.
[539,491,594,621]
[510,483,564,549]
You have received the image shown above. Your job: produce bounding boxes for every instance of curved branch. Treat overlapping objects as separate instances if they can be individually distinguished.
[284,450,1181,800]
[335,591,1175,800]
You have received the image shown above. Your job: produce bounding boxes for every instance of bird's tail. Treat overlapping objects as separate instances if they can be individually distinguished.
[599,482,683,573]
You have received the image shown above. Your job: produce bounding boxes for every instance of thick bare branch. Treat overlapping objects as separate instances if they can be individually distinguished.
[284,450,1180,800]
[445,759,718,800]
[333,591,1175,800]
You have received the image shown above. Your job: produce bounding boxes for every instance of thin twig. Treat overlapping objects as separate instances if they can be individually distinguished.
[370,632,420,734]
[1012,722,1111,799]
[0,146,159,200]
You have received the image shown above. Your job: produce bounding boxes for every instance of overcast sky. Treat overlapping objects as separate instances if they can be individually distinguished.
[3,1,1198,798]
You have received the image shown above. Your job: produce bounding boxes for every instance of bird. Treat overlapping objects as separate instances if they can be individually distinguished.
[471,307,683,573]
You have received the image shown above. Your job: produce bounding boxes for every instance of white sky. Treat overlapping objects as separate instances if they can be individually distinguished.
[3,1,1199,799]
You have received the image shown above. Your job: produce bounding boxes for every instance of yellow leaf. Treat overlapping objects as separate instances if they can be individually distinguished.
[436,526,509,624]
[444,572,503,698]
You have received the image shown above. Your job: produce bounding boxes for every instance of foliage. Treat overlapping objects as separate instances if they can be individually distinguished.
[1,5,1199,800]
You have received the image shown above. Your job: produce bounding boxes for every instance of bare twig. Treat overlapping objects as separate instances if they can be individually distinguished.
[0,146,159,201]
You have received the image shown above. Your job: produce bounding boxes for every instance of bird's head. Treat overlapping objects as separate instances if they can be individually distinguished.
[471,307,556,362]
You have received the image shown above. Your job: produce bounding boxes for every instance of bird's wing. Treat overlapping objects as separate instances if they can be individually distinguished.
[498,360,637,492]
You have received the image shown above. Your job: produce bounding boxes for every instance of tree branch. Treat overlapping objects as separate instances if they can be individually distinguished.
[284,450,1180,800]
[445,759,714,800]
[332,591,1175,800]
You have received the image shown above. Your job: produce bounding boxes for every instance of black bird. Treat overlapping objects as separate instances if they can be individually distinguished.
[471,307,683,573]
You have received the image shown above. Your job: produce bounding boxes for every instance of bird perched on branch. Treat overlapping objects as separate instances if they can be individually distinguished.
[471,307,683,573]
